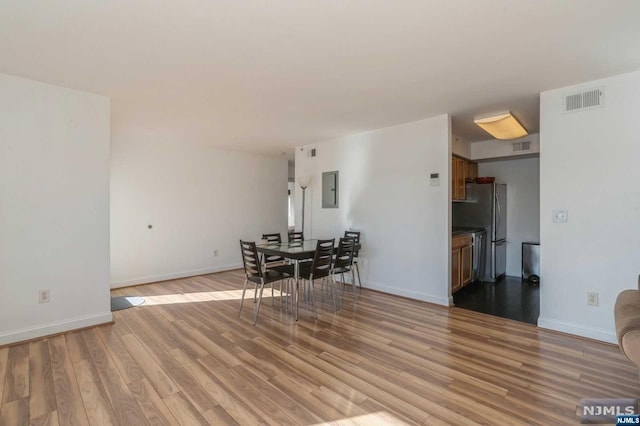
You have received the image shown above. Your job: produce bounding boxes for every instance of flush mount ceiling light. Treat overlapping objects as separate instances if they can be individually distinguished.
[474,111,528,140]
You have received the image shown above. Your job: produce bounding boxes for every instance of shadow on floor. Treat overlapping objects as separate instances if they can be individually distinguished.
[453,276,539,325]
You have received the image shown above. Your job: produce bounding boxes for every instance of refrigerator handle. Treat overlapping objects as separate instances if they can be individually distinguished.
[495,190,501,236]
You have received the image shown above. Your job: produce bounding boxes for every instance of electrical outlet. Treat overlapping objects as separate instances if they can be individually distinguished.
[587,292,599,306]
[213,249,219,257]
[39,289,50,304]
[552,210,568,222]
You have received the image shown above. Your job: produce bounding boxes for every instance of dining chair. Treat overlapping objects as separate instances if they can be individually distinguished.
[262,232,282,244]
[298,239,335,313]
[261,232,295,282]
[332,237,357,304]
[261,233,285,262]
[344,230,362,287]
[238,240,292,325]
[288,231,304,243]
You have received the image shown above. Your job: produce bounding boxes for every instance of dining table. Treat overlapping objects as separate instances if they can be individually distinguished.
[256,239,317,321]
[256,239,360,321]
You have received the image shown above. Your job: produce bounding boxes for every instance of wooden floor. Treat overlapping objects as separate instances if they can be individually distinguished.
[453,276,540,325]
[1,270,638,425]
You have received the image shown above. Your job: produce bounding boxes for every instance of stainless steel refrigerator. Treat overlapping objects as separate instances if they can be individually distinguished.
[452,182,507,281]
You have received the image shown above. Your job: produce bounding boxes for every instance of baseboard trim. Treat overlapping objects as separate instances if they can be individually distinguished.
[111,264,243,289]
[537,317,617,344]
[0,312,113,346]
[364,280,450,307]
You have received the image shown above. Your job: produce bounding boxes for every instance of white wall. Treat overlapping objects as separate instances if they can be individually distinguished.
[295,115,451,305]
[478,157,540,276]
[539,70,640,343]
[288,181,295,229]
[0,73,112,345]
[110,131,288,287]
[471,134,540,160]
[452,134,470,158]
[288,160,295,181]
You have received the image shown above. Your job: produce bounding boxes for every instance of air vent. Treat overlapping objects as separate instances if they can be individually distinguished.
[564,87,604,112]
[512,141,531,152]
[306,148,317,159]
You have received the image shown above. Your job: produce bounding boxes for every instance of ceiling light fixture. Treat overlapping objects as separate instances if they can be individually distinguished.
[474,111,528,140]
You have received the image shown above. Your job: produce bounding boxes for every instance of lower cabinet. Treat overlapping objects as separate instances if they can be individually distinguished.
[461,244,472,285]
[452,234,473,294]
[451,246,461,293]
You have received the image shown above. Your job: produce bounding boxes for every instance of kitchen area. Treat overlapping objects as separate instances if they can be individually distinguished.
[450,131,541,324]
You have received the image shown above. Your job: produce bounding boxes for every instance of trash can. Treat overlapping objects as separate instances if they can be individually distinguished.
[522,242,540,284]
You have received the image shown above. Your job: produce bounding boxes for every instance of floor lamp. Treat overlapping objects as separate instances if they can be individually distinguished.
[297,176,311,235]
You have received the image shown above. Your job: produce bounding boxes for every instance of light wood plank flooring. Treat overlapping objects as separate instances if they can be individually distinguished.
[1,269,638,425]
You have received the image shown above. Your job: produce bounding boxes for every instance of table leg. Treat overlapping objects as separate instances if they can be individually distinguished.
[295,260,299,321]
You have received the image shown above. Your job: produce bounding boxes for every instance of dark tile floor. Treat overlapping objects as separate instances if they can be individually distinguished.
[453,275,540,325]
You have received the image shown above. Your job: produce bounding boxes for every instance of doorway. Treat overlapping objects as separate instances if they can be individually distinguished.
[452,152,540,325]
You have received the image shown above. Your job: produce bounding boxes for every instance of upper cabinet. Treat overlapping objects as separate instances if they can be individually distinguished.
[467,161,478,181]
[455,157,466,200]
[452,155,478,201]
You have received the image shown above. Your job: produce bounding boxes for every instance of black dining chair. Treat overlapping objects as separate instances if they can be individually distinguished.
[261,233,295,279]
[238,240,292,325]
[299,239,336,313]
[288,231,304,243]
[333,237,357,304]
[344,231,362,287]
[262,232,282,244]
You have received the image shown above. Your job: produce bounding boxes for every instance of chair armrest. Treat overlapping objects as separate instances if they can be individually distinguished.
[615,289,640,361]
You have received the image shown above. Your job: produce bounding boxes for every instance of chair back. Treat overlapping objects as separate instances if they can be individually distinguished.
[344,231,361,257]
[262,233,281,243]
[288,231,304,243]
[334,237,355,270]
[261,233,283,263]
[310,239,335,279]
[239,240,262,279]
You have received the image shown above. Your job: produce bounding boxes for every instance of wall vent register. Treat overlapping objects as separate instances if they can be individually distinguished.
[564,88,604,112]
[512,141,531,152]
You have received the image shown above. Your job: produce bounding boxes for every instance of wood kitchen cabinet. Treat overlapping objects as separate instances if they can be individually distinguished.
[452,156,478,201]
[452,234,473,293]
[466,161,478,181]
[452,156,466,200]
[451,246,461,293]
[451,157,457,199]
[461,244,473,285]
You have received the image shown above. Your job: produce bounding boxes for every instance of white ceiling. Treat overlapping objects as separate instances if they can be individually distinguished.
[1,1,640,158]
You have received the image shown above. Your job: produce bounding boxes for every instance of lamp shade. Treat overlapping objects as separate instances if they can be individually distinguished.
[297,175,311,189]
[474,111,528,140]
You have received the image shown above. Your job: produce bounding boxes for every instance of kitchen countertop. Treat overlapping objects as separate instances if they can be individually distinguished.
[452,226,485,236]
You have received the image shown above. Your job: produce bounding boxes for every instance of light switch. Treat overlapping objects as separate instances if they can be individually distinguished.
[430,173,440,186]
[552,210,568,222]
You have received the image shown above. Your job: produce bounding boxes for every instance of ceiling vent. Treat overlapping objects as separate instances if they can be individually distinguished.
[564,87,604,113]
[512,140,531,152]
